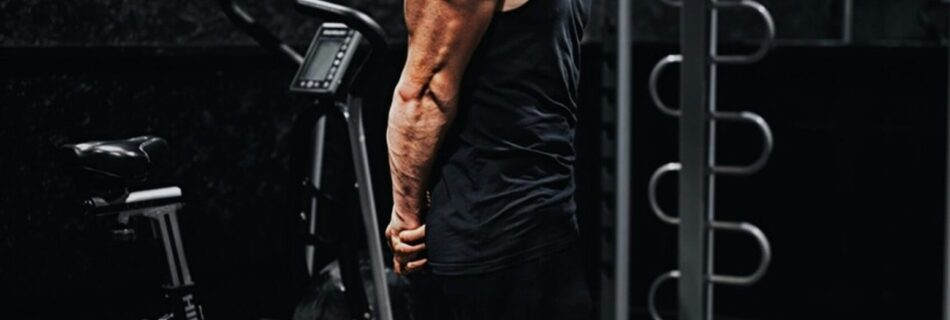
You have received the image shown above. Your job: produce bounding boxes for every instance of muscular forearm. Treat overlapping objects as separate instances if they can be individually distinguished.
[387,0,498,227]
[386,83,452,228]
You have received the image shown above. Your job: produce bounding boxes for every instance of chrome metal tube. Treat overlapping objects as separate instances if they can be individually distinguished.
[340,98,393,320]
[615,0,633,318]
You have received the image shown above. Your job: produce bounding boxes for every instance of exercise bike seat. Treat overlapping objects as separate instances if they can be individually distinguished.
[61,136,169,181]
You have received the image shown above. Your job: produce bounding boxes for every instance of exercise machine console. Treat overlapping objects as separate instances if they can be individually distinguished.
[220,1,396,319]
[290,1,394,318]
[290,23,361,95]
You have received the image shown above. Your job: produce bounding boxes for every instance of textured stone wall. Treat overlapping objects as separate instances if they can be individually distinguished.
[0,0,406,46]
[625,0,945,44]
[1,0,945,47]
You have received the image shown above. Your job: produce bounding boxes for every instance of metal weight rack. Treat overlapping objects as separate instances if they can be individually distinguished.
[644,0,775,319]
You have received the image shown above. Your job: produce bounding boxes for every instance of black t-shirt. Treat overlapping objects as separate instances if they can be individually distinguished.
[425,0,589,275]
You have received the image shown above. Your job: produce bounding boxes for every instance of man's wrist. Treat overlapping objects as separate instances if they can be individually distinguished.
[392,206,423,228]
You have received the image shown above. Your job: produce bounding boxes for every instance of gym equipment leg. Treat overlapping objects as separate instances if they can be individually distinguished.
[340,97,394,320]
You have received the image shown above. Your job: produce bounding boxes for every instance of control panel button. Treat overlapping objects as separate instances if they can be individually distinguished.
[333,60,340,66]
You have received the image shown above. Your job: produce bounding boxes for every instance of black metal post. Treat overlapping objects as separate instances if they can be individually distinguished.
[945,2,950,317]
[842,0,853,43]
[679,0,713,319]
[305,114,327,276]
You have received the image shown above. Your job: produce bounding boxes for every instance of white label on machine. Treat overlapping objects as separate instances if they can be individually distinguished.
[126,186,182,203]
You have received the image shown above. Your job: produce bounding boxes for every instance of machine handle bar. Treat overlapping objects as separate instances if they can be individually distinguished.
[295,0,389,54]
[218,0,304,65]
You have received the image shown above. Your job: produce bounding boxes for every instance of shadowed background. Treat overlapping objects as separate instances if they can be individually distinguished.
[0,0,947,319]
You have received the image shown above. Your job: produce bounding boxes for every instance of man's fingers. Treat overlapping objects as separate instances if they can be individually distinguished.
[405,258,428,271]
[394,258,427,276]
[393,256,427,276]
[393,240,426,255]
[389,224,427,276]
[388,233,401,251]
[393,257,403,275]
[399,225,426,243]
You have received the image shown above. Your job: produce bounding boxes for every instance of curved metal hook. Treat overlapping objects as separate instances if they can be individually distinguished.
[712,0,776,64]
[648,163,682,225]
[711,111,773,175]
[709,220,772,285]
[648,270,681,320]
[649,55,683,117]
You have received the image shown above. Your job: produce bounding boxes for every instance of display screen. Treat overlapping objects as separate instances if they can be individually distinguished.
[301,39,343,80]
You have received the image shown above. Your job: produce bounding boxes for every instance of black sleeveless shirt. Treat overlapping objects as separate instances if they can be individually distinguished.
[425,0,589,275]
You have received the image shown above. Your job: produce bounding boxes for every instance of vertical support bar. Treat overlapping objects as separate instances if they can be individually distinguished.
[944,3,950,318]
[340,97,394,320]
[155,212,182,287]
[167,209,194,285]
[614,0,632,318]
[706,5,719,319]
[679,0,713,320]
[305,114,328,277]
[842,0,853,43]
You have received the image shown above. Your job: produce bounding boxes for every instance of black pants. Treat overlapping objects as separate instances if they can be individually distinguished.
[410,245,592,320]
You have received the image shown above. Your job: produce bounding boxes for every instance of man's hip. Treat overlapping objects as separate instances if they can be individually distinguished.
[409,244,591,320]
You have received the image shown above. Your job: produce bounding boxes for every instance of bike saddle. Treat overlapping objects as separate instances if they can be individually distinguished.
[61,136,169,181]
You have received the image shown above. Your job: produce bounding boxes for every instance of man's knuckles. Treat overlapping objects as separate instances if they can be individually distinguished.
[394,245,412,255]
[394,241,424,254]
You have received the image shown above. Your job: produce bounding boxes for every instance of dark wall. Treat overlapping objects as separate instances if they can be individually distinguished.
[627,0,948,44]
[0,0,405,46]
[0,50,308,319]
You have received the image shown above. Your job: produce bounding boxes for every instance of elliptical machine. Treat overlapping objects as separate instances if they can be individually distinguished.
[219,1,398,319]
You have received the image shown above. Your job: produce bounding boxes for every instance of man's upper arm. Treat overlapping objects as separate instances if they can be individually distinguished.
[397,0,499,103]
[386,1,500,224]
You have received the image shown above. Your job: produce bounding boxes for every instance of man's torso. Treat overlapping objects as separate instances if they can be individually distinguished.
[425,0,590,275]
